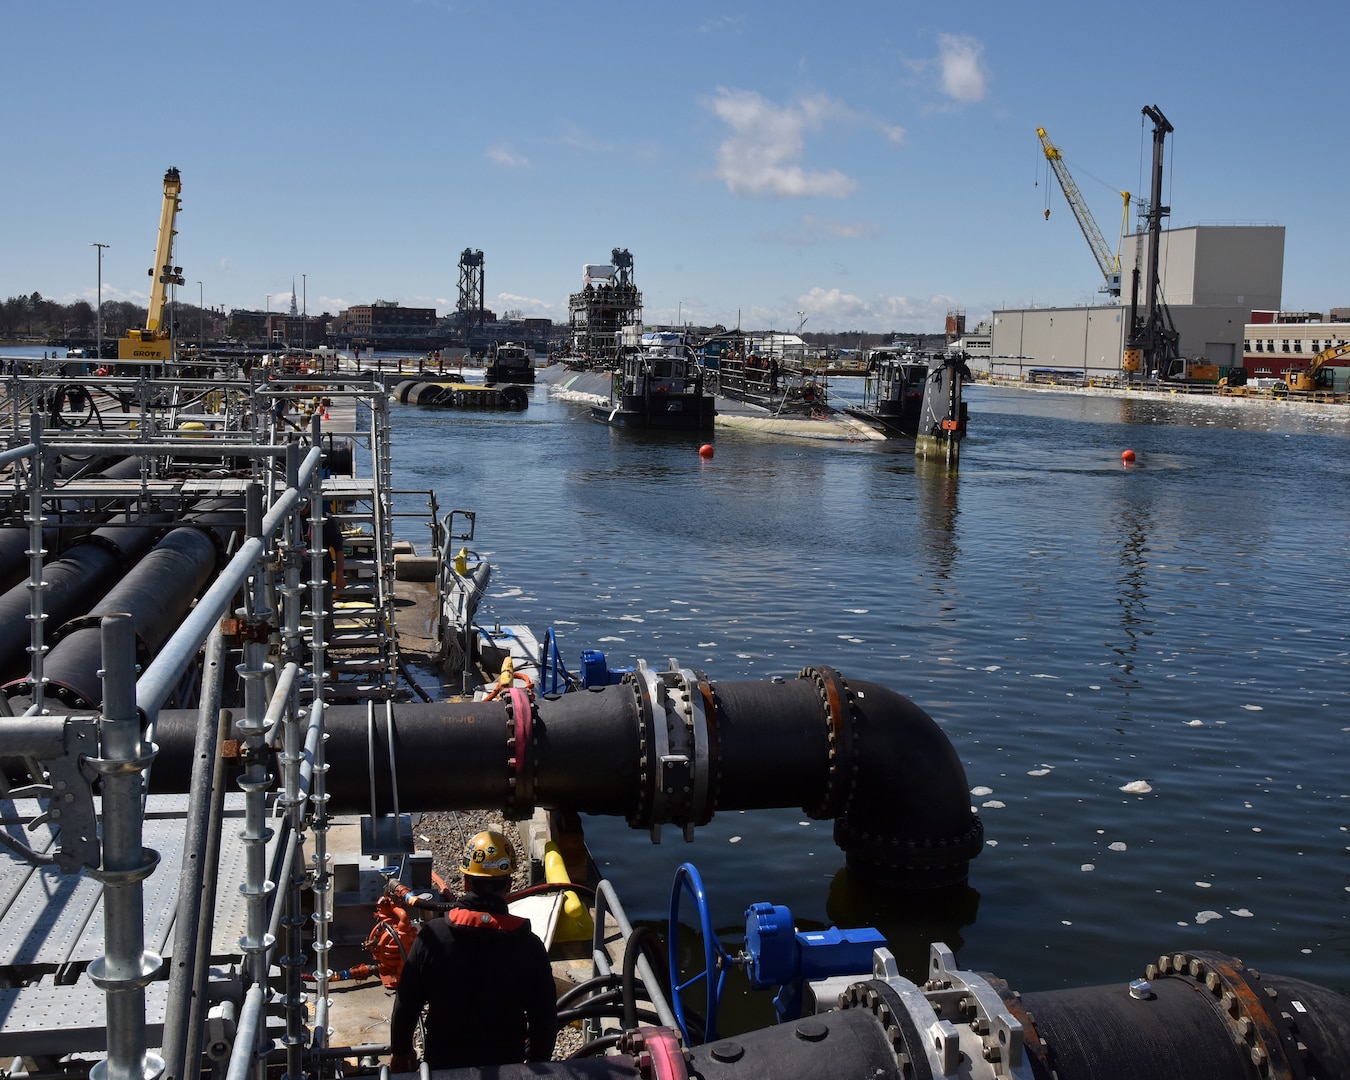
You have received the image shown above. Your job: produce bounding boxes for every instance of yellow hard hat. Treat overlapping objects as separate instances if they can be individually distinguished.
[461,829,515,878]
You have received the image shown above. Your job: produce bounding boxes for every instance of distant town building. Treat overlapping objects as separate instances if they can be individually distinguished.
[333,301,437,350]
[1242,310,1350,385]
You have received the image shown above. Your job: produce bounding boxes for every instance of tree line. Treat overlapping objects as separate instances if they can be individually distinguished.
[1,292,228,343]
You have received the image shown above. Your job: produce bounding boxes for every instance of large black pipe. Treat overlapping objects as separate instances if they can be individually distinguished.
[0,456,146,592]
[391,947,1350,1079]
[151,671,984,889]
[40,526,223,709]
[0,519,166,686]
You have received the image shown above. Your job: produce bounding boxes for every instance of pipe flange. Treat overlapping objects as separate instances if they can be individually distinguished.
[619,1026,690,1080]
[833,815,985,889]
[502,686,535,820]
[624,664,657,832]
[660,663,714,837]
[798,665,855,820]
[1145,950,1303,1080]
[838,977,930,1080]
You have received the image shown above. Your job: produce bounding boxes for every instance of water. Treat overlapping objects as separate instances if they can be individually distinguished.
[384,373,1350,1007]
[10,344,1343,1005]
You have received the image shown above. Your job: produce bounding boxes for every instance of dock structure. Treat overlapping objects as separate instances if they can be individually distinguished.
[567,247,642,365]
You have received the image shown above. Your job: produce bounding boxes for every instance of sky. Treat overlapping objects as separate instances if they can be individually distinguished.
[4,0,1348,335]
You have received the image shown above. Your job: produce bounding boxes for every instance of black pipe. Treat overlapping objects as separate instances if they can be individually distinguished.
[151,671,984,890]
[0,456,145,592]
[1014,955,1350,1080]
[39,526,222,709]
[0,519,166,686]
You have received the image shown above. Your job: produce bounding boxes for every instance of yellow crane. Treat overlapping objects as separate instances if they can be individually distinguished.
[1037,126,1127,297]
[118,167,184,361]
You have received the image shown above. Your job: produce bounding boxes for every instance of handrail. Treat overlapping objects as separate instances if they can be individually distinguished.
[590,878,679,1037]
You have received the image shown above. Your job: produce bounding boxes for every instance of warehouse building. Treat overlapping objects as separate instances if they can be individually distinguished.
[987,225,1285,381]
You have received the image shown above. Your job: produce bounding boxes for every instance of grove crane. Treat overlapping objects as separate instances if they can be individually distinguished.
[1036,126,1126,297]
[118,166,184,362]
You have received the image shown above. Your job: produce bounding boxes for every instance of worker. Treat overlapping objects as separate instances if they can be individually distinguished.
[388,830,558,1071]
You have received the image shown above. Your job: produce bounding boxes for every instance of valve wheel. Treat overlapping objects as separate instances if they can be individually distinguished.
[668,862,732,1045]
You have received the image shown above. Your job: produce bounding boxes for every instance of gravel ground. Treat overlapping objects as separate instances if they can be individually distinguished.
[412,809,587,1060]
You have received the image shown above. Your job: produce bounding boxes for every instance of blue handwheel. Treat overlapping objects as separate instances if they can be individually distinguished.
[668,862,733,1044]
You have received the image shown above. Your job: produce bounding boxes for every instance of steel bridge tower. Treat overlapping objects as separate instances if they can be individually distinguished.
[457,248,485,327]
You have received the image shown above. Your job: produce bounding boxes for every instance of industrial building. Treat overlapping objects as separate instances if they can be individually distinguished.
[988,224,1285,381]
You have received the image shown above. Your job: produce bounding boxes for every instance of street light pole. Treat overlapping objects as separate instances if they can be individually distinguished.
[90,242,110,360]
[197,281,203,353]
[301,273,306,351]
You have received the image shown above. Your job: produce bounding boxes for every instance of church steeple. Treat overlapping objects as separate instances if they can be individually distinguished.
[290,279,298,317]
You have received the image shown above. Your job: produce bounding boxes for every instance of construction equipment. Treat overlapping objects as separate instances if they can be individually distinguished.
[1125,105,1182,379]
[118,166,184,361]
[1286,340,1350,392]
[1037,126,1127,297]
[1160,356,1219,384]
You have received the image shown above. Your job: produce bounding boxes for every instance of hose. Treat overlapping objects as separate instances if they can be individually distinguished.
[622,925,667,1032]
[566,1034,623,1060]
[555,974,621,1010]
[507,881,597,903]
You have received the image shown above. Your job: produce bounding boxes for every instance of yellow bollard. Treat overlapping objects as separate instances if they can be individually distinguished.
[543,841,594,942]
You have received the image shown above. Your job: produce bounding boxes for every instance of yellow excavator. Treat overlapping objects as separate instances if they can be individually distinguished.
[118,167,184,361]
[1285,341,1350,393]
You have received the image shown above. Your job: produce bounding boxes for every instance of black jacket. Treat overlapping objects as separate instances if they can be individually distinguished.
[389,894,558,1068]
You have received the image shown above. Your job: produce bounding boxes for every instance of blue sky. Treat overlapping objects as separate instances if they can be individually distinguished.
[4,0,1346,334]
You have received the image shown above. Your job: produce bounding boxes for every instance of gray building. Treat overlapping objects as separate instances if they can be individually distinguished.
[988,225,1284,379]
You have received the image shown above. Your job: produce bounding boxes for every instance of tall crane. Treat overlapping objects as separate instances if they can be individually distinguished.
[1036,127,1125,297]
[118,167,184,362]
[1123,105,1180,378]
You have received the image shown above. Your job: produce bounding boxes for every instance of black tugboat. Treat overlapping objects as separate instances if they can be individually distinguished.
[844,348,970,463]
[484,341,536,384]
[844,347,931,437]
[591,333,716,430]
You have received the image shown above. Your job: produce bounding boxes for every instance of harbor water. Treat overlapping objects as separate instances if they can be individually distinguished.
[385,372,1350,1010]
[10,345,1342,1017]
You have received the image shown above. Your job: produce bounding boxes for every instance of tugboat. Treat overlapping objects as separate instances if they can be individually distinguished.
[590,332,715,430]
[484,341,536,384]
[843,346,931,437]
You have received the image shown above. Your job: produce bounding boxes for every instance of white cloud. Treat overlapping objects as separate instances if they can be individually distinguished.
[706,88,858,199]
[759,215,882,245]
[795,286,962,332]
[487,144,530,168]
[936,34,988,104]
[495,291,560,317]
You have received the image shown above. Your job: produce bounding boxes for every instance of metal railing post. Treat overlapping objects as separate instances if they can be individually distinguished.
[234,483,276,1080]
[25,413,48,712]
[89,613,165,1080]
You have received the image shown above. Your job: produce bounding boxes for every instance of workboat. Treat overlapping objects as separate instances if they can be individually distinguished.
[484,340,536,384]
[0,356,1347,1080]
[590,333,715,430]
[842,348,971,462]
[842,347,931,437]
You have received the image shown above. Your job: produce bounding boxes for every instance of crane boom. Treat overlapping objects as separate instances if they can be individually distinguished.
[1036,127,1122,296]
[118,167,184,362]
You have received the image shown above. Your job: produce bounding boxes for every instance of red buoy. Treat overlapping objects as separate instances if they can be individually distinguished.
[698,444,714,459]
[1121,449,1136,464]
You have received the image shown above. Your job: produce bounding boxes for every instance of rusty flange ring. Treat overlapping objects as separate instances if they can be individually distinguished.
[798,665,855,820]
[1147,950,1303,1080]
[502,685,535,820]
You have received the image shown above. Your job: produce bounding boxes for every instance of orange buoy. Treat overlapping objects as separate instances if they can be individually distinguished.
[1121,449,1136,464]
[698,444,714,459]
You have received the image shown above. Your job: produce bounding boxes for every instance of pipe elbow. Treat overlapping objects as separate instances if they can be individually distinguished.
[827,677,983,889]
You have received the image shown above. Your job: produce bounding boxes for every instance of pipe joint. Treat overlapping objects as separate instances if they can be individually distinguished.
[625,659,715,842]
[798,665,856,820]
